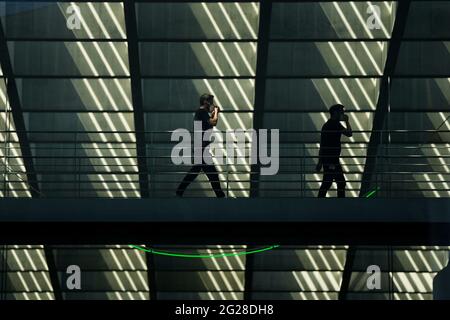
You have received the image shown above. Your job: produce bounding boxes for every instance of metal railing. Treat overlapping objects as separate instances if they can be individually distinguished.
[0,129,449,198]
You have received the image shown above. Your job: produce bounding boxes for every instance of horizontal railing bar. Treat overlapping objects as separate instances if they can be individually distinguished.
[3,170,450,175]
[0,180,356,184]
[7,75,450,79]
[2,130,450,133]
[3,145,450,151]
[3,155,450,160]
[6,37,450,42]
[3,188,450,193]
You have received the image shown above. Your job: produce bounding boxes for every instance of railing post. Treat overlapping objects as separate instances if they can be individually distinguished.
[379,129,382,198]
[226,155,229,198]
[148,130,152,198]
[75,131,80,198]
[301,143,305,198]
[386,131,391,198]
[2,104,8,196]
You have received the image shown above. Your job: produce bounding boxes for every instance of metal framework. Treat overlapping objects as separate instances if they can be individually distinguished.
[245,1,272,298]
[244,245,256,300]
[124,0,150,198]
[340,0,413,300]
[0,0,448,301]
[360,0,412,197]
[0,23,40,197]
[44,246,63,300]
[250,0,272,198]
[145,245,158,300]
[0,20,65,301]
[124,0,156,299]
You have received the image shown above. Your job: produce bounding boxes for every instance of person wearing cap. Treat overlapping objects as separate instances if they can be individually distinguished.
[316,104,353,198]
[175,93,225,198]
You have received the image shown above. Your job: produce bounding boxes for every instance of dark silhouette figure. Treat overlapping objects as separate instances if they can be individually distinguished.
[433,251,450,300]
[176,94,225,198]
[316,104,353,198]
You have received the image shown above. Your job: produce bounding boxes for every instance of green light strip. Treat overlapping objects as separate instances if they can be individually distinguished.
[130,187,379,257]
[129,244,280,259]
[365,186,380,198]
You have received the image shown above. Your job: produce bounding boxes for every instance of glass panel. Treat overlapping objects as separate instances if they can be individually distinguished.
[396,42,450,76]
[267,42,387,76]
[137,2,259,40]
[9,41,129,76]
[2,2,126,39]
[404,1,450,39]
[140,42,256,77]
[271,2,395,39]
[20,79,132,111]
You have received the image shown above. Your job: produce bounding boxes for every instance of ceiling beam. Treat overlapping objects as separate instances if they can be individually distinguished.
[250,0,272,197]
[0,18,62,301]
[124,0,155,300]
[360,0,412,197]
[244,245,255,300]
[124,0,150,198]
[44,246,63,300]
[340,1,412,300]
[0,23,40,197]
[145,245,158,300]
[338,246,356,300]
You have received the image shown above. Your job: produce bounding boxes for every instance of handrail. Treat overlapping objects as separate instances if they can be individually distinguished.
[0,129,449,198]
[0,129,450,134]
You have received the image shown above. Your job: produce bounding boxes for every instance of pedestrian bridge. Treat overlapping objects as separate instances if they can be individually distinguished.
[0,198,449,245]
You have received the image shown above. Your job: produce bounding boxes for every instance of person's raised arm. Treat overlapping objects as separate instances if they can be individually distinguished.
[342,114,353,137]
[208,105,220,126]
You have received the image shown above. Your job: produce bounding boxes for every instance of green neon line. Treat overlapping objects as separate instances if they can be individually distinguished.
[131,188,379,258]
[129,244,280,259]
[365,190,376,198]
[365,186,380,198]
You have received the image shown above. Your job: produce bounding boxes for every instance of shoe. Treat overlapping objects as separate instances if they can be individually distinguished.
[176,190,183,197]
[216,191,225,198]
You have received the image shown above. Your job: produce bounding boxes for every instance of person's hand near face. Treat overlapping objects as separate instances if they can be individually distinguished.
[341,112,352,137]
[341,113,349,122]
[208,100,220,126]
[210,101,220,115]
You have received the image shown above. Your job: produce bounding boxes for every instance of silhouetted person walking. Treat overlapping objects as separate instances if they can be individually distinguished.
[433,251,450,300]
[176,94,225,198]
[316,104,353,198]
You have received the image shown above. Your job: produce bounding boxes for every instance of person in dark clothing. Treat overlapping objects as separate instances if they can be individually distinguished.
[176,93,225,198]
[316,104,353,198]
[433,251,450,300]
